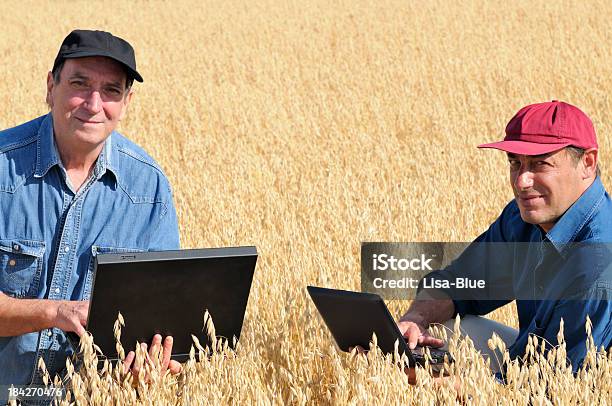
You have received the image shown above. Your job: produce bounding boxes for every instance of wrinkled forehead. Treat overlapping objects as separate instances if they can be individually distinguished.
[506,149,567,161]
[61,56,127,86]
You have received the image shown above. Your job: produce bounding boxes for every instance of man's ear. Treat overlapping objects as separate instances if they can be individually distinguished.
[119,89,134,121]
[581,148,598,179]
[46,72,54,108]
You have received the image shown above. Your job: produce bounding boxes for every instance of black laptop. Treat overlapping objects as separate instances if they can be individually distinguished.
[69,246,257,363]
[307,286,453,368]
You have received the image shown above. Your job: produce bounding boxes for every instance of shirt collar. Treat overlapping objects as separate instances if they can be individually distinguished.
[34,113,119,183]
[34,114,60,178]
[92,135,113,180]
[545,176,605,255]
[105,131,121,184]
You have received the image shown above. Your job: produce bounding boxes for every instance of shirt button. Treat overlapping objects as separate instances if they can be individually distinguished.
[47,330,53,337]
[13,244,19,251]
[64,246,70,253]
[8,259,16,266]
[54,288,60,294]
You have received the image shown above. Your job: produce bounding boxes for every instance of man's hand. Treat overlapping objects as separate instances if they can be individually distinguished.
[349,347,444,387]
[123,334,182,380]
[0,294,91,337]
[53,300,89,336]
[397,315,444,350]
[396,291,454,350]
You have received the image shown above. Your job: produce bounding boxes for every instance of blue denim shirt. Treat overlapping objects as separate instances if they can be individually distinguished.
[0,114,180,386]
[423,176,612,376]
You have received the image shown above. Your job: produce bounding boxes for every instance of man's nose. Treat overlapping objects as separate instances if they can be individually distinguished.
[83,90,103,113]
[514,168,534,190]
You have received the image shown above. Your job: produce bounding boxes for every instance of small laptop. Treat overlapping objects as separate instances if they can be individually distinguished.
[68,246,257,363]
[307,286,453,369]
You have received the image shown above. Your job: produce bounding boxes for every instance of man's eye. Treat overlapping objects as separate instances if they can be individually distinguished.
[508,161,520,169]
[71,81,87,88]
[105,87,122,96]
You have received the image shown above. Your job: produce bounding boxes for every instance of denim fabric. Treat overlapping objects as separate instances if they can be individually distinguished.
[0,113,180,387]
[422,176,612,376]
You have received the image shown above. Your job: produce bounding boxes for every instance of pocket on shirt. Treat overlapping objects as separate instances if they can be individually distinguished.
[83,245,145,300]
[0,239,45,298]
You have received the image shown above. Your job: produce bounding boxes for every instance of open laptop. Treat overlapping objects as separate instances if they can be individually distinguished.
[68,246,257,363]
[307,286,453,369]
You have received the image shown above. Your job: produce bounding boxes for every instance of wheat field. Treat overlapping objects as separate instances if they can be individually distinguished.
[1,0,611,404]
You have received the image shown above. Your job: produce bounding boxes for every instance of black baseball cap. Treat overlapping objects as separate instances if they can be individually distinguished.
[52,29,143,83]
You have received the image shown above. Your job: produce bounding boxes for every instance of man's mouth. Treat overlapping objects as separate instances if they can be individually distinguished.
[75,117,103,124]
[518,195,544,207]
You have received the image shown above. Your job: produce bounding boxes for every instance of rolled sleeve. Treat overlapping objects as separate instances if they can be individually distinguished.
[418,202,517,316]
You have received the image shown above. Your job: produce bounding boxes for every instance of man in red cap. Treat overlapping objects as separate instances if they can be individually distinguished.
[398,101,611,381]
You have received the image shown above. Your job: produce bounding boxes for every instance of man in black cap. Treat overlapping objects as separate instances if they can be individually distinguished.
[0,30,181,391]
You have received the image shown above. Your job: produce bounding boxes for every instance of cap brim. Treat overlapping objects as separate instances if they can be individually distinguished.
[60,50,144,83]
[477,140,570,156]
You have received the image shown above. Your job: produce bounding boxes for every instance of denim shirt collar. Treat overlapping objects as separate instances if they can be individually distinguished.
[545,176,605,255]
[34,113,119,183]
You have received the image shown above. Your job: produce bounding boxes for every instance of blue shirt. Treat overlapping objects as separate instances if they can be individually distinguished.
[422,177,612,375]
[0,114,180,387]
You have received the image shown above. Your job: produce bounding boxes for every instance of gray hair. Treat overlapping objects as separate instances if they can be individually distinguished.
[51,59,134,92]
[565,146,601,178]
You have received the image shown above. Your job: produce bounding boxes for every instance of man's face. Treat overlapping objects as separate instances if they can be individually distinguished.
[508,149,587,231]
[46,56,133,148]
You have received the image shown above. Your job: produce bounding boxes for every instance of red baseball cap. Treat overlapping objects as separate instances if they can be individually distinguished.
[478,101,597,155]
